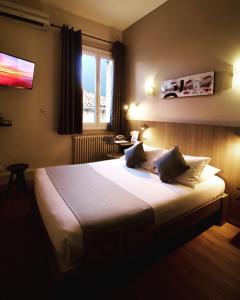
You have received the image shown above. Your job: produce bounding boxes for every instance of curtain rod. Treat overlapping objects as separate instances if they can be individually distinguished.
[51,23,113,45]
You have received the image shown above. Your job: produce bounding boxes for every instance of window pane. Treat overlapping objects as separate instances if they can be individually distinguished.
[82,54,96,123]
[100,58,113,123]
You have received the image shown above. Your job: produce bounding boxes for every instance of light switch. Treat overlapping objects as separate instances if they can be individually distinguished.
[41,108,47,115]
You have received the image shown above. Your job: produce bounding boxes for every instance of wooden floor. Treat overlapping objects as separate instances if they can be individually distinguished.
[116,223,240,300]
[0,186,240,300]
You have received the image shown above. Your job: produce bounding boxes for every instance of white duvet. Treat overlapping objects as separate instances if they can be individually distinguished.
[34,158,225,273]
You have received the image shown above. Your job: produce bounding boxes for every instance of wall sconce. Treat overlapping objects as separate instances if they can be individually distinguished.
[128,102,140,119]
[145,79,155,96]
[142,130,151,140]
[232,60,240,88]
[123,104,129,111]
[140,123,151,140]
[140,123,148,131]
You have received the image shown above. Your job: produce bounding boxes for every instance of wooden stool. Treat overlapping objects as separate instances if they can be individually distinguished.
[7,163,29,195]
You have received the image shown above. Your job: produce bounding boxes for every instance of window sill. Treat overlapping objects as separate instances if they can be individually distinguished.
[83,122,109,130]
[81,129,114,136]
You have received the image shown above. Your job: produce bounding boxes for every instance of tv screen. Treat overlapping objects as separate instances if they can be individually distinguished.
[0,52,35,89]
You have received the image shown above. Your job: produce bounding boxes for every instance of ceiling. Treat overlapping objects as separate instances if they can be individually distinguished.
[38,0,167,30]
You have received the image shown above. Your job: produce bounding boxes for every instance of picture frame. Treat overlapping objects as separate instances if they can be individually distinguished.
[130,130,139,142]
[160,71,214,99]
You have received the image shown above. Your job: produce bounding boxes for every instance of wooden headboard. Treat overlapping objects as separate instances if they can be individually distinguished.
[127,120,240,226]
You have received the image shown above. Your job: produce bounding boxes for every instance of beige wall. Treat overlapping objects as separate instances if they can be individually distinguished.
[0,1,121,180]
[123,0,240,126]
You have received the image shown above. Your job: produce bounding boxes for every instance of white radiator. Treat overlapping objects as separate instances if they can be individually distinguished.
[73,135,116,164]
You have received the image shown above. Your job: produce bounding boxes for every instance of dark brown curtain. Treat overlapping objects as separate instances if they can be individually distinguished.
[58,25,83,134]
[109,41,126,133]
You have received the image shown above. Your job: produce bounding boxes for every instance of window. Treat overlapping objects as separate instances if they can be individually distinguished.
[82,46,113,129]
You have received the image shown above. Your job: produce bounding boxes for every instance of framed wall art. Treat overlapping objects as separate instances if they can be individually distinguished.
[160,71,214,99]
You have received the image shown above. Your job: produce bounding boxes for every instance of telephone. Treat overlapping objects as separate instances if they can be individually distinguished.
[115,135,125,140]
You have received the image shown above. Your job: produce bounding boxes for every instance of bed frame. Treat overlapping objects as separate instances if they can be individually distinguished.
[154,193,228,243]
[33,191,228,280]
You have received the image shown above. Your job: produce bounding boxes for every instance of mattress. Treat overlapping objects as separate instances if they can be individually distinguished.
[34,158,225,273]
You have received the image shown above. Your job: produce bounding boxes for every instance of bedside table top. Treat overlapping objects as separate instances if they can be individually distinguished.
[114,140,129,144]
[114,141,134,147]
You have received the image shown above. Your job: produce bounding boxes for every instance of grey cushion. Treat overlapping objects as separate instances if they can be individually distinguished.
[154,146,190,183]
[124,142,146,168]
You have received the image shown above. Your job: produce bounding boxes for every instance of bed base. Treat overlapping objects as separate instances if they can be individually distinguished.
[154,193,228,243]
[33,192,228,280]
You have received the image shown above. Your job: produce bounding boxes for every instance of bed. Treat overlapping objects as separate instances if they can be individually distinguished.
[34,154,227,274]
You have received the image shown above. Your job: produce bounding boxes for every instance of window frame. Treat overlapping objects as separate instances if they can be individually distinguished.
[82,45,113,130]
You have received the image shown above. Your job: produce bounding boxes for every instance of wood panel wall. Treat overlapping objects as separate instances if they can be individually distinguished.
[127,120,240,227]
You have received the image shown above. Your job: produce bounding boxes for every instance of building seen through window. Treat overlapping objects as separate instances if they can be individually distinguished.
[82,49,113,129]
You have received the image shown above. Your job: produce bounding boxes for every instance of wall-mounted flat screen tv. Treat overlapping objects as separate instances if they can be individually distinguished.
[0,52,35,89]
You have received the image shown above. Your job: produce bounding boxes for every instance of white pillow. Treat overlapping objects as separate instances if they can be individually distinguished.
[140,148,166,173]
[199,165,220,182]
[175,154,211,188]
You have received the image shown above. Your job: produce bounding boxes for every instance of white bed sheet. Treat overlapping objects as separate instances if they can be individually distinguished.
[34,159,225,273]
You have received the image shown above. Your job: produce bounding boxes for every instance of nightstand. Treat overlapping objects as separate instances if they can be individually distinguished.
[105,141,134,160]
[115,141,134,153]
[105,152,123,160]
